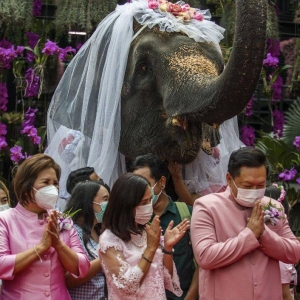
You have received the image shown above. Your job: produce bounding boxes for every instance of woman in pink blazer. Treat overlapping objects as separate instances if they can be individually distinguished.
[0,154,90,300]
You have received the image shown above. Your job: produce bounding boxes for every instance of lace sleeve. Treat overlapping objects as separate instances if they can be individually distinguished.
[163,262,183,297]
[99,246,144,295]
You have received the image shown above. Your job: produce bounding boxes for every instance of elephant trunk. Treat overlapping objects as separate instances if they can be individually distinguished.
[165,0,267,125]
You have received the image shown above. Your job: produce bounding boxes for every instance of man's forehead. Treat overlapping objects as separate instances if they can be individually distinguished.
[235,166,266,182]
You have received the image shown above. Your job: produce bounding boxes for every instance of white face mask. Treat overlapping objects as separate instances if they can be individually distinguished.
[33,185,59,210]
[0,203,10,212]
[135,203,153,225]
[231,180,265,207]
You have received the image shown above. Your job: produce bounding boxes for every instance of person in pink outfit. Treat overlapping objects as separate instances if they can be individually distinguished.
[98,173,190,300]
[191,147,300,300]
[0,154,90,300]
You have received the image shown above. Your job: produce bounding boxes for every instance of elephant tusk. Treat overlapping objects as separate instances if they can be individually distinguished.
[171,116,188,130]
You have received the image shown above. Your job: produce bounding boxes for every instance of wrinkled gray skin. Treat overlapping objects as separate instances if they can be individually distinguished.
[119,0,267,164]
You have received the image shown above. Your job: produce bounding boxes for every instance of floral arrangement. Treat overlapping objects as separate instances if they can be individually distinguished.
[57,209,80,232]
[263,200,283,225]
[148,0,204,22]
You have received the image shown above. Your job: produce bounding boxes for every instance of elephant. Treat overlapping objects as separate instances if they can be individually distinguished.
[46,0,267,200]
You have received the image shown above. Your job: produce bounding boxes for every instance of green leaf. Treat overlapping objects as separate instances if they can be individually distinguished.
[283,100,300,146]
[255,131,299,174]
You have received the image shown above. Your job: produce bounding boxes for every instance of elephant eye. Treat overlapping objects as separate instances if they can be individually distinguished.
[136,61,151,75]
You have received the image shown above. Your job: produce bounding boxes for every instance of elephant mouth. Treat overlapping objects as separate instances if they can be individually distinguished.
[164,114,201,163]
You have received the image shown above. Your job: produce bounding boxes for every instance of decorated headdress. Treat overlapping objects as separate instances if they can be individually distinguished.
[46,0,240,200]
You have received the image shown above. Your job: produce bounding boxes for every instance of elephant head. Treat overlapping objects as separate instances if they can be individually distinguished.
[120,0,267,164]
[46,0,267,192]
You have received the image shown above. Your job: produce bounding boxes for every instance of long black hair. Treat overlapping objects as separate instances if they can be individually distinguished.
[65,180,109,258]
[102,173,150,242]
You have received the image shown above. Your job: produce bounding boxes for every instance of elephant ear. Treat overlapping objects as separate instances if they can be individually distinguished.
[201,123,221,155]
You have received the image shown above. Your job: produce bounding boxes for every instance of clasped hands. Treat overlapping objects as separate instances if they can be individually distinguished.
[146,215,190,252]
[247,200,265,239]
[39,210,62,252]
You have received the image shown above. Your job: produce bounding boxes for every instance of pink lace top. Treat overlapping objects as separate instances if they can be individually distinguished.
[98,229,182,300]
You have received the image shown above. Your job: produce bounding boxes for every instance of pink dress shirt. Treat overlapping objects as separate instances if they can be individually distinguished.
[0,203,90,300]
[191,186,300,300]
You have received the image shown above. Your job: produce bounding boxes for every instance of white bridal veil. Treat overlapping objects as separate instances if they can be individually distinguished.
[46,0,242,202]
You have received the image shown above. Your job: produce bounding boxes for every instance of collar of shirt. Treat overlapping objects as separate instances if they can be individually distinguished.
[15,203,48,220]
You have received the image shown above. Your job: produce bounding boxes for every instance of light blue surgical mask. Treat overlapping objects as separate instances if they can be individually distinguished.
[151,182,162,205]
[94,201,108,223]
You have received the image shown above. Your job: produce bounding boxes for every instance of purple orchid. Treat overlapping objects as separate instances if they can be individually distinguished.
[25,68,40,98]
[293,136,300,151]
[0,136,7,150]
[245,96,254,117]
[42,40,60,56]
[273,109,284,138]
[10,145,25,163]
[267,38,280,58]
[271,75,283,101]
[263,53,279,68]
[278,167,298,181]
[0,123,7,136]
[0,82,8,112]
[32,0,43,17]
[240,125,255,146]
[263,200,282,225]
[26,32,40,62]
[58,46,76,61]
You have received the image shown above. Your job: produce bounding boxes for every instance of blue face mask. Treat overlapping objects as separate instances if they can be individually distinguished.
[151,182,162,205]
[94,201,108,223]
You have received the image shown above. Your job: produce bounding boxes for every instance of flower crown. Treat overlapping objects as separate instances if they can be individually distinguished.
[148,0,204,22]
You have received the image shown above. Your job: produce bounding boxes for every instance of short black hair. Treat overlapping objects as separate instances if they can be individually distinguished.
[102,173,150,241]
[65,180,109,258]
[66,167,98,194]
[228,147,267,178]
[130,153,169,181]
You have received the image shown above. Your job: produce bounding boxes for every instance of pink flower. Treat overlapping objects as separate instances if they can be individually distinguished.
[148,0,159,9]
[194,11,204,21]
[296,178,300,186]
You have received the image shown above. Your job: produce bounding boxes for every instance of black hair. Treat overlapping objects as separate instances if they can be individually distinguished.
[102,173,150,241]
[228,147,267,178]
[66,167,99,194]
[65,180,110,258]
[130,153,169,181]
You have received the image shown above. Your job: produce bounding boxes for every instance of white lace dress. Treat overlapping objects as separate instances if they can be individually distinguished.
[98,229,182,300]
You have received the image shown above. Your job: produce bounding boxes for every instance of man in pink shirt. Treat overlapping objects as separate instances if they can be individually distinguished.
[191,147,300,300]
